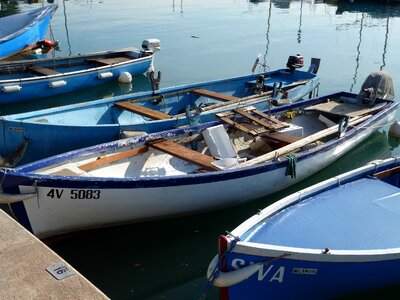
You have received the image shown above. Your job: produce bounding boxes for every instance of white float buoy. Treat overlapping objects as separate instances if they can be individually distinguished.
[118,72,132,83]
[389,121,400,137]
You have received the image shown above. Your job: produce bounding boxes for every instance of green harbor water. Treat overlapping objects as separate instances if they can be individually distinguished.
[2,0,400,299]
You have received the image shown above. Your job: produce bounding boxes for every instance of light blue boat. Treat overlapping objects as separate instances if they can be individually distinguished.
[0,5,57,59]
[207,156,400,299]
[0,39,160,104]
[0,58,320,166]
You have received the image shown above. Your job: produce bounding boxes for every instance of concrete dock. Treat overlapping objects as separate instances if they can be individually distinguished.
[0,208,109,299]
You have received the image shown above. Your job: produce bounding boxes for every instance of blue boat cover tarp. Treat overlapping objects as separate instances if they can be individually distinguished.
[244,178,400,250]
[0,5,56,43]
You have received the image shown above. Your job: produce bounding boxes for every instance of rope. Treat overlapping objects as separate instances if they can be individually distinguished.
[193,238,239,300]
[285,154,297,179]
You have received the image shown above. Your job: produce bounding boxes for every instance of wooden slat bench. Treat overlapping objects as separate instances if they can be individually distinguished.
[234,108,290,131]
[148,139,220,171]
[115,101,172,120]
[217,107,290,137]
[30,66,61,76]
[192,89,240,102]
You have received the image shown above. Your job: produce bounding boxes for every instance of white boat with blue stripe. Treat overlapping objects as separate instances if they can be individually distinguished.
[0,75,396,239]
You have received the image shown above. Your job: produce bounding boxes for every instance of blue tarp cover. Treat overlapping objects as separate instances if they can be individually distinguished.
[0,5,56,43]
[244,178,400,250]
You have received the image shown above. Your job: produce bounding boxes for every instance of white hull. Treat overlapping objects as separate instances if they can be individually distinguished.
[16,110,392,238]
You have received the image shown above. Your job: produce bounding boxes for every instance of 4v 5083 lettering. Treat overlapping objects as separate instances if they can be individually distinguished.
[46,188,101,200]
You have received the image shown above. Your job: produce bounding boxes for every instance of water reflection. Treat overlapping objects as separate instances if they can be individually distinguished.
[62,0,72,56]
[297,0,304,43]
[0,0,19,16]
[350,12,364,92]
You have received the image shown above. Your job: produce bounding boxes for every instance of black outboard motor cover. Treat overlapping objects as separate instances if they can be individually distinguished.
[357,71,395,105]
[286,54,304,72]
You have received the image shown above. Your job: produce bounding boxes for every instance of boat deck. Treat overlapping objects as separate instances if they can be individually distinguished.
[0,209,108,299]
[244,177,400,250]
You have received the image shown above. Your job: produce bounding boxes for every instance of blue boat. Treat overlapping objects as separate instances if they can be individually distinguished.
[206,156,400,299]
[0,5,57,59]
[0,57,320,166]
[0,39,161,104]
[0,89,396,239]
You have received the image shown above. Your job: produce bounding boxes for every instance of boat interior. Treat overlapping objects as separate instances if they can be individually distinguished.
[0,50,144,80]
[37,95,388,179]
[17,73,313,127]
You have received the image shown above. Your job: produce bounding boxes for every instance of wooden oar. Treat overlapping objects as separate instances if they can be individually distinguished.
[231,114,372,169]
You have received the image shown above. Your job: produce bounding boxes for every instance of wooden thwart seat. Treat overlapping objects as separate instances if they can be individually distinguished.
[78,146,149,172]
[148,139,219,171]
[86,56,132,66]
[115,101,172,120]
[192,89,240,102]
[30,66,61,76]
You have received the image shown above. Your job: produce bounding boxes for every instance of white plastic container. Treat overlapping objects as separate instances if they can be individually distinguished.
[202,125,237,158]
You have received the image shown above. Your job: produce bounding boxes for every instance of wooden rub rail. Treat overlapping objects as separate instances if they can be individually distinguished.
[115,101,172,120]
[148,139,220,171]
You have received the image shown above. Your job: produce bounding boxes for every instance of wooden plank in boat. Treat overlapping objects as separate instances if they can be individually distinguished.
[115,101,172,120]
[234,108,289,131]
[147,139,220,171]
[86,56,132,66]
[373,166,400,180]
[192,89,240,102]
[78,146,149,172]
[251,110,290,131]
[30,66,61,76]
[263,132,302,145]
[217,116,259,137]
[304,101,387,117]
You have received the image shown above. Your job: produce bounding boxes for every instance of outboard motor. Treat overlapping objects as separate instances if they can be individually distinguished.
[141,39,161,55]
[286,54,304,72]
[357,71,395,106]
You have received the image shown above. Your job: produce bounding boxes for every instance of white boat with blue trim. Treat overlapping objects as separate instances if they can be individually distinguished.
[207,156,400,299]
[0,73,396,239]
[0,39,160,104]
